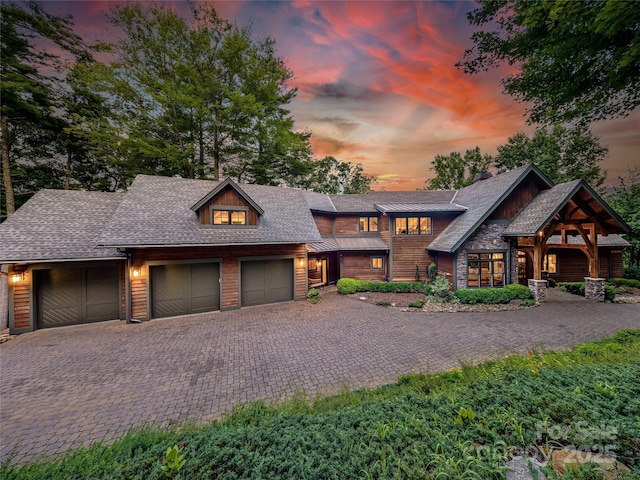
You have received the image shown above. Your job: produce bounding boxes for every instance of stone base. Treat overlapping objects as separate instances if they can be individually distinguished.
[585,277,605,302]
[528,279,548,303]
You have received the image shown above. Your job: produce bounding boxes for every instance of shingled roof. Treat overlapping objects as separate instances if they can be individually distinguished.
[428,165,553,252]
[502,180,582,237]
[327,190,457,213]
[98,175,321,247]
[0,190,125,263]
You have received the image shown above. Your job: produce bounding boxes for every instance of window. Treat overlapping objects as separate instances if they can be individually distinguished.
[359,216,379,232]
[212,209,247,225]
[467,252,505,288]
[544,253,558,274]
[395,216,431,235]
[371,257,384,270]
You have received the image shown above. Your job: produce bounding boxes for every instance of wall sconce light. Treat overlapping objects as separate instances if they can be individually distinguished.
[131,268,141,278]
[11,272,25,283]
[297,258,305,267]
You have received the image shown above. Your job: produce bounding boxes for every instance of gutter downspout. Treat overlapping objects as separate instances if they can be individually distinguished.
[125,252,132,324]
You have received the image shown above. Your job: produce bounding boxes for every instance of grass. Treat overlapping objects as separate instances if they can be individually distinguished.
[3,329,640,479]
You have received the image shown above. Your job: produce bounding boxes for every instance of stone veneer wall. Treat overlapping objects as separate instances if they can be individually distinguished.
[456,223,519,290]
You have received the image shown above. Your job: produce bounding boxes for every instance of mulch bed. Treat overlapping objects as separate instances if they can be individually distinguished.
[346,292,535,313]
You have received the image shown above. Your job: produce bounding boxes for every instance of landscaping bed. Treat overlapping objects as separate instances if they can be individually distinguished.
[347,292,536,312]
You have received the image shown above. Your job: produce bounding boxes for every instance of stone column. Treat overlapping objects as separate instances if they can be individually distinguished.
[528,279,548,302]
[584,277,605,302]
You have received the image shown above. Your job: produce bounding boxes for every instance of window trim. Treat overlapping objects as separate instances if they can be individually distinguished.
[394,216,432,236]
[466,250,506,288]
[544,253,558,274]
[359,216,379,233]
[209,206,249,226]
[371,256,384,270]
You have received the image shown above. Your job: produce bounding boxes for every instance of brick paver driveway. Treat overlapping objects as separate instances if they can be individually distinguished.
[1,289,638,464]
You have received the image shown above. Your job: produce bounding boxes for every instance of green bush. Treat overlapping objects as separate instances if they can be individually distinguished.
[307,288,320,299]
[607,277,640,289]
[547,278,558,288]
[408,299,425,308]
[454,284,533,305]
[423,284,433,296]
[503,284,534,300]
[623,265,640,280]
[432,276,451,299]
[557,282,585,296]
[604,285,617,302]
[336,278,357,294]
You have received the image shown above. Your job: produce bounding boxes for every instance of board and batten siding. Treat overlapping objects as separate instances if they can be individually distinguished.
[610,250,623,278]
[130,244,306,318]
[487,175,542,221]
[12,274,30,330]
[198,189,258,225]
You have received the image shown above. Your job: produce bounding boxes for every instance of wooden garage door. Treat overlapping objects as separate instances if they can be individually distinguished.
[151,263,220,319]
[37,266,121,329]
[241,259,294,307]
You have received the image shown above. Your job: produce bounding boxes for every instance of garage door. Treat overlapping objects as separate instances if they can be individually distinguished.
[241,259,294,307]
[37,266,121,329]
[151,263,220,319]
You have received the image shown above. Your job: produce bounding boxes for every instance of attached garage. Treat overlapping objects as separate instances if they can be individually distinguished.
[36,265,121,329]
[150,263,220,319]
[241,259,294,307]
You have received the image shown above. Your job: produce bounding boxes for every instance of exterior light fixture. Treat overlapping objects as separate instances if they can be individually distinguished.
[131,268,141,278]
[11,272,25,283]
[298,258,305,267]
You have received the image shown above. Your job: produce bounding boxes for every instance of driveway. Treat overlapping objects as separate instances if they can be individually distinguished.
[1,290,638,464]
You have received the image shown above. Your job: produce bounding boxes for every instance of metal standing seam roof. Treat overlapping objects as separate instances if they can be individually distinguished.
[97,175,322,247]
[0,190,126,263]
[375,203,467,214]
[502,180,582,236]
[308,236,389,253]
[427,164,553,253]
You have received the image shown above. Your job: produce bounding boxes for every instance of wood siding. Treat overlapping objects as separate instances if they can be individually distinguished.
[313,213,334,236]
[488,177,541,221]
[379,214,390,246]
[335,215,360,235]
[548,249,589,282]
[131,244,306,317]
[610,250,623,278]
[341,253,386,281]
[12,275,30,330]
[392,213,458,281]
[198,189,258,225]
[437,252,454,276]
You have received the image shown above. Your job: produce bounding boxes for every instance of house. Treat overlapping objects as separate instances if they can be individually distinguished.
[0,164,630,334]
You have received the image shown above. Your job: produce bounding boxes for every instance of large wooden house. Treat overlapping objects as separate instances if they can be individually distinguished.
[0,164,630,333]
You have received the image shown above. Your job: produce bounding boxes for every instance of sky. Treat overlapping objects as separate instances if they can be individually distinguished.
[45,0,640,191]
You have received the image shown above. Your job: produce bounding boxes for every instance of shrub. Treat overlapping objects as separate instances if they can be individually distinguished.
[454,284,533,305]
[427,262,437,284]
[423,284,433,296]
[336,278,357,294]
[432,276,451,299]
[408,299,425,308]
[375,300,392,306]
[607,277,640,289]
[503,284,534,300]
[604,285,616,302]
[307,288,320,299]
[547,278,558,288]
[623,265,640,280]
[558,282,585,296]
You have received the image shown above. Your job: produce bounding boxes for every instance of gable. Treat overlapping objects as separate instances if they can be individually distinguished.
[487,170,550,221]
[197,188,259,226]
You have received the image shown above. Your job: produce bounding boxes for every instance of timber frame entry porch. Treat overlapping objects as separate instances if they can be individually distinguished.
[503,179,630,299]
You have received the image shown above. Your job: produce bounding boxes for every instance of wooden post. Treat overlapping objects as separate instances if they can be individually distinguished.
[533,232,543,280]
[589,224,599,277]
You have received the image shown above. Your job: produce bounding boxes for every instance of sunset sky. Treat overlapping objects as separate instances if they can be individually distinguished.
[45,1,640,190]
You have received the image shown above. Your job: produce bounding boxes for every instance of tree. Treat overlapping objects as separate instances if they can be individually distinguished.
[81,2,311,189]
[425,147,492,190]
[495,124,608,189]
[458,0,640,124]
[303,156,375,194]
[609,167,640,277]
[1,1,84,219]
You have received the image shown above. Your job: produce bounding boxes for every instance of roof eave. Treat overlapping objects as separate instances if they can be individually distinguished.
[190,178,265,215]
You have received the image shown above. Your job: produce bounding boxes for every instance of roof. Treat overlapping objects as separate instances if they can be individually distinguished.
[547,234,630,247]
[328,190,457,213]
[375,203,467,214]
[191,177,264,215]
[428,165,553,252]
[98,175,321,247]
[0,190,126,263]
[302,190,337,212]
[503,180,582,236]
[308,236,389,253]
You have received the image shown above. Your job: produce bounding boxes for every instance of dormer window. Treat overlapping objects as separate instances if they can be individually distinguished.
[212,208,247,225]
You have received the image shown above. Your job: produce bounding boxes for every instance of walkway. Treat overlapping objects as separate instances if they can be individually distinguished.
[1,290,638,464]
